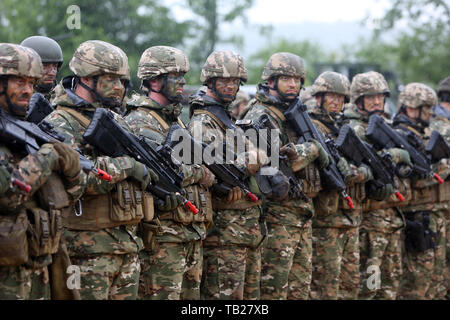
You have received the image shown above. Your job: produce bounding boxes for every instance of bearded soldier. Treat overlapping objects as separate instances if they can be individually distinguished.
[124,46,215,300]
[0,43,84,299]
[43,40,158,300]
[307,71,373,299]
[242,52,331,300]
[342,71,412,299]
[393,83,447,300]
[188,51,267,300]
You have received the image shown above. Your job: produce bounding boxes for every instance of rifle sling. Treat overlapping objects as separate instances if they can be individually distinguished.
[147,110,185,131]
[193,106,236,131]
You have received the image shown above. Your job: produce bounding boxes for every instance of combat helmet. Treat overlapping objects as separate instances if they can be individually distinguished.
[311,71,350,102]
[261,52,306,84]
[350,71,390,104]
[21,36,63,68]
[200,50,247,83]
[398,82,437,109]
[0,43,43,116]
[69,40,128,78]
[138,46,189,80]
[437,76,450,101]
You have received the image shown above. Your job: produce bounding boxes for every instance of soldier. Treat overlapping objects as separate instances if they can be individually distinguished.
[43,40,158,300]
[188,50,267,300]
[433,76,450,121]
[307,71,373,299]
[0,43,83,299]
[125,46,214,300]
[20,36,63,101]
[242,52,330,300]
[393,83,447,300]
[342,71,411,299]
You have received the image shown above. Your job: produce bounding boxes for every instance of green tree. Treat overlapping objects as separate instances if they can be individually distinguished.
[246,38,330,85]
[184,0,254,84]
[355,0,450,87]
[0,0,192,89]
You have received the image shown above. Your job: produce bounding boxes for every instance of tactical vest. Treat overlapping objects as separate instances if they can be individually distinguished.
[265,105,322,198]
[55,107,148,231]
[145,109,213,225]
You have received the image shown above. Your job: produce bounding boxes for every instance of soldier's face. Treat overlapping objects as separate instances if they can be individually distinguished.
[317,92,345,114]
[406,105,432,123]
[214,77,240,102]
[276,76,301,96]
[362,93,384,113]
[0,75,35,115]
[95,74,125,103]
[162,72,186,102]
[40,62,58,85]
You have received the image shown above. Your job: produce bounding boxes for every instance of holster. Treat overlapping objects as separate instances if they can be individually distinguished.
[300,164,322,198]
[404,211,436,253]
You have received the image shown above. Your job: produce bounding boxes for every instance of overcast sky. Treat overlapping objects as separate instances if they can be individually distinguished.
[169,0,391,24]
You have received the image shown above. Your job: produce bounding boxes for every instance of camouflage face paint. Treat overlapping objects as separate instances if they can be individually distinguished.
[162,73,186,103]
[322,92,345,114]
[96,74,125,104]
[3,76,34,116]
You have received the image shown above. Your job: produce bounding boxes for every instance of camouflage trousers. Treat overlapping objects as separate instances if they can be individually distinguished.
[359,228,403,300]
[310,227,360,300]
[446,206,450,299]
[0,264,49,300]
[139,240,203,300]
[70,253,140,300]
[201,244,262,300]
[398,209,447,300]
[260,220,312,300]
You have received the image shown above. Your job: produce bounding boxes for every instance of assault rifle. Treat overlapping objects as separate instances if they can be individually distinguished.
[236,114,309,201]
[82,108,198,214]
[157,124,259,203]
[366,114,443,184]
[0,109,112,182]
[425,130,450,164]
[26,93,54,124]
[335,124,404,201]
[284,99,354,208]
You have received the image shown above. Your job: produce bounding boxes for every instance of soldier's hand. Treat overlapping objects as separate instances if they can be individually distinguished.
[247,150,266,176]
[386,148,413,167]
[311,139,330,169]
[337,157,352,182]
[158,192,184,211]
[51,142,81,180]
[0,164,12,194]
[227,186,243,203]
[198,165,215,189]
[268,169,290,202]
[280,143,299,161]
[371,183,395,201]
[130,159,158,190]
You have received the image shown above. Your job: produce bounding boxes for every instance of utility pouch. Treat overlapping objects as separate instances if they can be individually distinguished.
[110,180,144,222]
[26,207,61,257]
[0,211,28,266]
[141,220,163,251]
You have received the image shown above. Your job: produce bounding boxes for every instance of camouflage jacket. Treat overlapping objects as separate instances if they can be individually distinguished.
[125,93,208,243]
[44,79,143,255]
[187,90,264,247]
[242,84,317,227]
[342,104,404,232]
[307,106,371,228]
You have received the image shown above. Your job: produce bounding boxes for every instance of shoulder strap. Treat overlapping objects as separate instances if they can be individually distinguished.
[266,105,286,122]
[56,106,91,129]
[311,118,333,135]
[147,110,185,131]
[193,109,228,131]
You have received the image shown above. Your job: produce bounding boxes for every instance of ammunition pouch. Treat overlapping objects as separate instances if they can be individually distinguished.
[404,211,436,253]
[26,207,62,258]
[158,185,213,225]
[438,180,450,203]
[140,219,163,251]
[300,164,322,198]
[0,211,29,267]
[409,178,439,206]
[313,190,339,216]
[63,180,145,231]
[340,183,366,210]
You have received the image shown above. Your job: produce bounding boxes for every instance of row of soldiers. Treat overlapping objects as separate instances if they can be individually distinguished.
[0,35,449,300]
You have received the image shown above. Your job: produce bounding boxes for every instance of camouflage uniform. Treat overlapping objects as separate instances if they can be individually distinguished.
[243,53,325,300]
[342,72,406,300]
[306,72,372,300]
[125,46,211,300]
[44,41,148,300]
[188,51,265,300]
[393,83,447,300]
[0,43,84,300]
